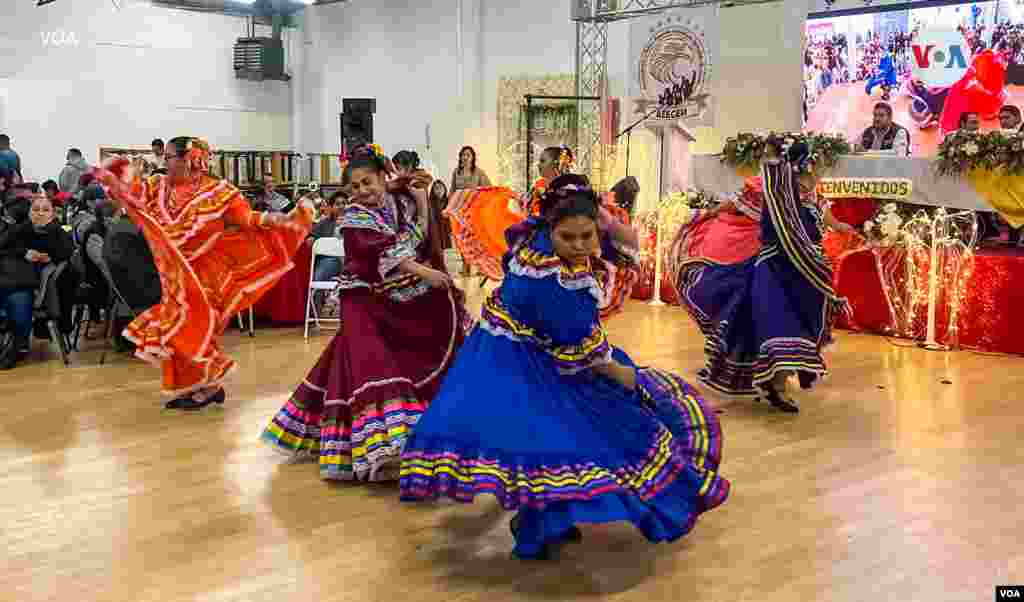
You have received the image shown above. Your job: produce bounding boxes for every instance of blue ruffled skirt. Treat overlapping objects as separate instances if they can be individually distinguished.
[399,326,729,556]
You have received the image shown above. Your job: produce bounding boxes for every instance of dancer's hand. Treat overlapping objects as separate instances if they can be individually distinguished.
[408,169,432,191]
[834,221,857,235]
[25,250,49,263]
[594,360,636,391]
[99,156,132,182]
[420,267,452,289]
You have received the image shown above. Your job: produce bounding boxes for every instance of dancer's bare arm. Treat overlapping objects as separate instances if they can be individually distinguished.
[592,360,637,391]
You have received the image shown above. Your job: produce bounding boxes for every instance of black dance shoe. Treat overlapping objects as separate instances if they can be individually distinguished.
[798,372,816,390]
[165,388,225,411]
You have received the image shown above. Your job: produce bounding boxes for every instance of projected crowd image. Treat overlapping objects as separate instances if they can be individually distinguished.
[803,1,1024,155]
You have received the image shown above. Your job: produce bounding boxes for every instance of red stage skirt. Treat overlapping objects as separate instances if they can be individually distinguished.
[253,240,314,324]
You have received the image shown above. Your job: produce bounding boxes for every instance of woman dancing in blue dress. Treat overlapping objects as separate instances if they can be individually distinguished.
[670,138,848,412]
[399,174,729,560]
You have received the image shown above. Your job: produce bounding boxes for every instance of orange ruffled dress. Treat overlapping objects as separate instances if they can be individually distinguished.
[445,177,633,286]
[99,172,312,397]
[444,178,547,280]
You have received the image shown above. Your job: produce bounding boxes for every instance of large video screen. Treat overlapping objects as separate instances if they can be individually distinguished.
[803,0,1024,156]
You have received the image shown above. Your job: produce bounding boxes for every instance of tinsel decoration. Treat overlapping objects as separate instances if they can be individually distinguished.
[864,206,978,347]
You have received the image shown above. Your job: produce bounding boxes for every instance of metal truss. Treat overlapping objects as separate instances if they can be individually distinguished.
[575,20,608,186]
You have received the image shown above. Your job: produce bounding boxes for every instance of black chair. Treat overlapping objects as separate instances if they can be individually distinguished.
[32,261,73,366]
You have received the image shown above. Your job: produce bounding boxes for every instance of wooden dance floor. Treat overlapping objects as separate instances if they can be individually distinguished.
[2,283,1022,601]
[805,82,1024,156]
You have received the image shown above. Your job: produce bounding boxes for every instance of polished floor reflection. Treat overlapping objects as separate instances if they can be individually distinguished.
[2,287,1021,601]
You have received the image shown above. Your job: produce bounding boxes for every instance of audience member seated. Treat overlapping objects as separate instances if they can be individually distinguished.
[69,185,106,246]
[955,111,982,134]
[251,174,294,213]
[856,102,910,155]
[73,200,116,312]
[1,187,37,364]
[102,216,161,348]
[0,190,73,367]
[310,191,345,283]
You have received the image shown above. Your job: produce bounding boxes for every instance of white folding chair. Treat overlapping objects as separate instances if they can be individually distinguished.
[304,237,344,339]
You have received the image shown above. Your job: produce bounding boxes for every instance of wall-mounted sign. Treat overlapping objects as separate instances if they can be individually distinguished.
[818,177,913,200]
[628,7,719,127]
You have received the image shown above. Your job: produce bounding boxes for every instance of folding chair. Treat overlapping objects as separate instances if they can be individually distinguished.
[236,307,255,337]
[304,237,344,339]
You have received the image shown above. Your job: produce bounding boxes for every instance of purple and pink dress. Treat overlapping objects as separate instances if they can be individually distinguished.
[669,160,845,396]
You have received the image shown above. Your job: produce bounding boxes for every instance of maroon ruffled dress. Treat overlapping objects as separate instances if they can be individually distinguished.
[262,192,470,481]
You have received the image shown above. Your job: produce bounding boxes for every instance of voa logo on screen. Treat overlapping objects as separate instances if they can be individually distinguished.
[911,28,969,87]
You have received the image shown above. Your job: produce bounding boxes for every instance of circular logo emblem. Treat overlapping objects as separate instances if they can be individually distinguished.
[911,28,970,87]
[638,27,708,119]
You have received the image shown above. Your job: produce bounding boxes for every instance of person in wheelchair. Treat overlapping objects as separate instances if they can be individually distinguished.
[0,189,73,367]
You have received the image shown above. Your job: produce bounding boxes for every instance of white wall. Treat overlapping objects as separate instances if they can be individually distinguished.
[298,1,460,178]
[0,0,293,182]
[297,0,578,184]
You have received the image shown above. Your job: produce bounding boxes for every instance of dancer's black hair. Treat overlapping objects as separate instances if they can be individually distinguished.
[392,150,420,171]
[610,176,639,214]
[343,145,389,180]
[166,136,192,157]
[538,173,599,227]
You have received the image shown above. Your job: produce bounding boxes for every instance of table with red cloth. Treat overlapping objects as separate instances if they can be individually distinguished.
[253,239,314,324]
[633,199,1024,355]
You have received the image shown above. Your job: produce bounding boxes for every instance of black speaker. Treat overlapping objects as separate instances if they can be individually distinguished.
[343,98,376,114]
[341,112,374,149]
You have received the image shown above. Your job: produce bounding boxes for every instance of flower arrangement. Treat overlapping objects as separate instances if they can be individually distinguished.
[655,190,708,234]
[935,129,1024,177]
[720,131,851,172]
[860,201,936,246]
[862,203,906,246]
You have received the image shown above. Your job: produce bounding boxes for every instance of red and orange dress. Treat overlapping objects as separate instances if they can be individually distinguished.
[443,178,546,280]
[446,177,636,313]
[96,151,312,399]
